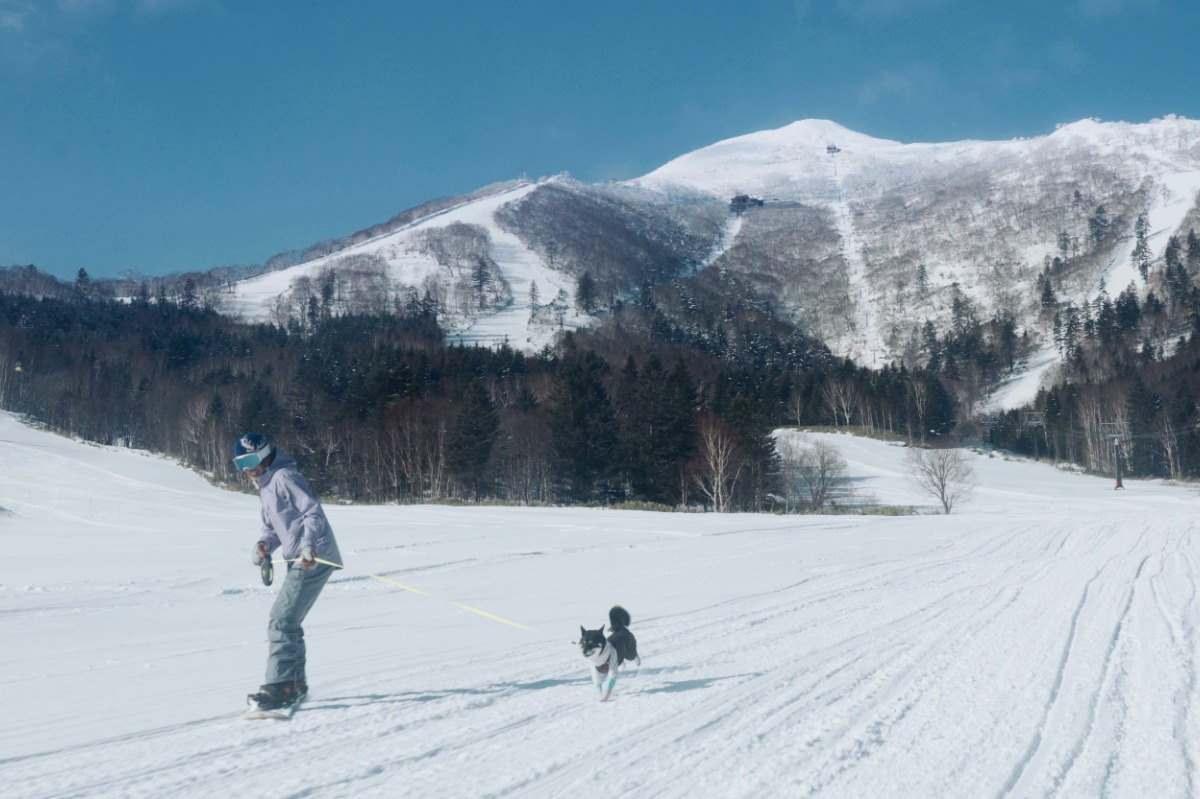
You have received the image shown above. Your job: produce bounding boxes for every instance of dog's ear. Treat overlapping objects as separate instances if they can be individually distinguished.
[580,625,587,637]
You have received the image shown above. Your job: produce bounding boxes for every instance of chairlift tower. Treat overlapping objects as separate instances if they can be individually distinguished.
[1021,411,1046,461]
[1099,422,1126,489]
[984,416,1002,448]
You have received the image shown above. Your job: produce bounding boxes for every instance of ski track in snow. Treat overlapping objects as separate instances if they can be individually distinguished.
[3,417,1200,798]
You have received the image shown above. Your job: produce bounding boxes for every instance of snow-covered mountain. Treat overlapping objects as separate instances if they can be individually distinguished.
[634,117,1200,402]
[212,117,1200,408]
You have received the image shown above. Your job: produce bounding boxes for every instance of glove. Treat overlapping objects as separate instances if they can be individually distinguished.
[251,541,269,566]
[298,545,316,571]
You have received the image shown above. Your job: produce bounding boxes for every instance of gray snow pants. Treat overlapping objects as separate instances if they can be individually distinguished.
[265,562,333,685]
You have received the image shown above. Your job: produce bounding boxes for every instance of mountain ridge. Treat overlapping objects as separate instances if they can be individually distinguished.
[121,116,1200,411]
[622,115,1200,409]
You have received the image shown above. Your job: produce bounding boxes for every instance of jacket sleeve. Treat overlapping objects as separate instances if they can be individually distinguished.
[280,471,326,553]
[258,503,281,552]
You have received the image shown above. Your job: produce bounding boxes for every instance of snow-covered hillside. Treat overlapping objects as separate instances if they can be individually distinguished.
[220,180,586,350]
[4,413,1200,798]
[636,117,1200,218]
[635,117,1200,402]
[205,118,1200,409]
[635,119,902,200]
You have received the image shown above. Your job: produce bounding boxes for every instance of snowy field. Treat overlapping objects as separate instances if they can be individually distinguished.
[2,413,1199,798]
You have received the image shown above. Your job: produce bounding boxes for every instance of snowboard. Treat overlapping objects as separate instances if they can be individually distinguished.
[240,692,305,721]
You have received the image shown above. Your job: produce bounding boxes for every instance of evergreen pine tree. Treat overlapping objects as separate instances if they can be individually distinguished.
[661,358,699,497]
[712,370,782,511]
[922,321,941,373]
[1132,212,1151,280]
[576,271,598,315]
[636,356,698,504]
[1058,231,1072,258]
[73,268,91,304]
[472,257,492,310]
[1088,205,1110,248]
[181,278,199,311]
[614,356,648,498]
[446,378,499,498]
[545,343,617,501]
[1115,283,1141,331]
[1125,376,1158,475]
[1165,235,1183,271]
[239,382,283,441]
[1039,275,1057,310]
[924,375,957,437]
[1169,385,1200,477]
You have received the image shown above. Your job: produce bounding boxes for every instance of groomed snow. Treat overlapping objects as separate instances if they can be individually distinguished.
[3,416,1199,798]
[982,343,1063,413]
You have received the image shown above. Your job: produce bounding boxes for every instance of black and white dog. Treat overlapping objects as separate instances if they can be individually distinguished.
[579,605,641,701]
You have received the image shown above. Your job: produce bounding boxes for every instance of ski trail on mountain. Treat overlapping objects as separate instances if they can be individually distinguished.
[447,188,582,349]
[826,148,879,364]
[1098,170,1200,297]
[701,213,744,270]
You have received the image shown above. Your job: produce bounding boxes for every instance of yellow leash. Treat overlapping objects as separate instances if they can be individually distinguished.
[272,556,550,638]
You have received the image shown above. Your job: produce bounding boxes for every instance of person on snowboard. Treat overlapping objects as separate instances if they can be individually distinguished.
[235,432,343,712]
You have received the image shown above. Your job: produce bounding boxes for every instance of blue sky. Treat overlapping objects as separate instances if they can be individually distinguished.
[1,0,1196,280]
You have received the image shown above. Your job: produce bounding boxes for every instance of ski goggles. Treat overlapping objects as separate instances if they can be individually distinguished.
[233,447,272,471]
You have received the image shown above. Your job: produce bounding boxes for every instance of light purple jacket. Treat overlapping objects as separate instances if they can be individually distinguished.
[254,451,342,568]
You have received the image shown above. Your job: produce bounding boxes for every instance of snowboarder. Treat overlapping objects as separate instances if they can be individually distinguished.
[235,432,343,713]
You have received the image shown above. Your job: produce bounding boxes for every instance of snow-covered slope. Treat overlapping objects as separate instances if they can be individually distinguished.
[221,181,585,350]
[636,117,1200,209]
[636,119,901,200]
[5,414,1200,798]
[635,117,1200,404]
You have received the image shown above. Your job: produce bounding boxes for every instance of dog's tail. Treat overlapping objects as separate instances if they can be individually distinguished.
[609,605,631,631]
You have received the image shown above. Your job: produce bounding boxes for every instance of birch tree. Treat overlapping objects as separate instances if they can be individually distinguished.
[693,416,743,512]
[907,447,975,514]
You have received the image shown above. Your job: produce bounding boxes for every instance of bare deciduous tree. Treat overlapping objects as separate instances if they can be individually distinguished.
[822,377,857,428]
[1157,414,1181,480]
[385,398,450,501]
[0,342,16,407]
[693,416,743,512]
[778,434,847,512]
[787,390,806,426]
[907,447,975,514]
[907,378,929,445]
